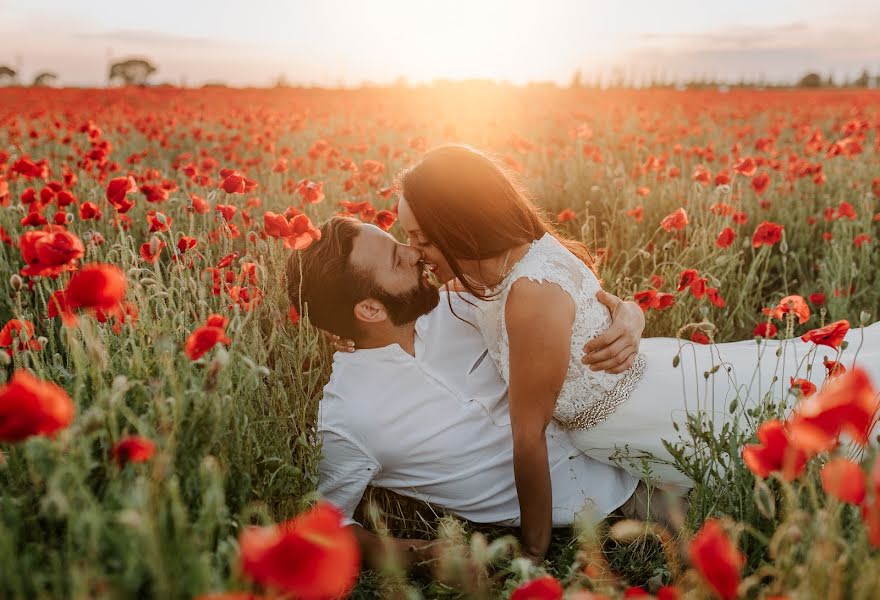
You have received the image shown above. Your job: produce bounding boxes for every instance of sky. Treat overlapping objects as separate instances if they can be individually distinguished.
[1,0,879,87]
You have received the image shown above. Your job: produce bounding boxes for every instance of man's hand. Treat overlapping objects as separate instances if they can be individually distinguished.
[322,330,355,353]
[582,290,645,374]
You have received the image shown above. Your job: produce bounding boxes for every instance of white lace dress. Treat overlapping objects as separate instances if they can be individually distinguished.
[473,232,880,489]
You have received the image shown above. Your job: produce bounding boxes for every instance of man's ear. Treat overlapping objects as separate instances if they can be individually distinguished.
[353,298,387,325]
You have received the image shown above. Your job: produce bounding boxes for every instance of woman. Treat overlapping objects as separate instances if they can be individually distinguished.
[377,145,880,559]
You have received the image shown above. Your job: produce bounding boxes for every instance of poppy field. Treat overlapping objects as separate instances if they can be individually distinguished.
[0,84,879,599]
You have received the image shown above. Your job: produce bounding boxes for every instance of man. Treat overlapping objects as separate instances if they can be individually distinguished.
[287,216,656,567]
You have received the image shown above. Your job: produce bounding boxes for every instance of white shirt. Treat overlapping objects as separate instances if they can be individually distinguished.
[317,292,638,527]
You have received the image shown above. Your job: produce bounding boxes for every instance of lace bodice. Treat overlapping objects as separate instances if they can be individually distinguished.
[472,233,643,428]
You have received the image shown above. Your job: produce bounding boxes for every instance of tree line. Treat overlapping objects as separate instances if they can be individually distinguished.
[1,58,878,89]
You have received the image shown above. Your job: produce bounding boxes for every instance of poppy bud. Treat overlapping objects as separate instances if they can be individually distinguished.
[9,274,22,291]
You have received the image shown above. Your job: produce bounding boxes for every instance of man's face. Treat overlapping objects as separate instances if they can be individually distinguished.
[349,224,440,324]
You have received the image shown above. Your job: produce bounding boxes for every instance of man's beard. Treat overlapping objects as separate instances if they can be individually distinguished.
[376,276,440,326]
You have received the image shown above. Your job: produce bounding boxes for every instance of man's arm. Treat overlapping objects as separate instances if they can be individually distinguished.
[581,290,645,373]
[348,524,444,573]
[318,430,442,571]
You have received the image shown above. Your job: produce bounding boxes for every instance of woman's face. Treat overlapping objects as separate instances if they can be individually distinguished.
[397,196,455,284]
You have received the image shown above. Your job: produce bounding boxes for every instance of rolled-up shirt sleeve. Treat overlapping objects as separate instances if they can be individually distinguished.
[317,428,380,526]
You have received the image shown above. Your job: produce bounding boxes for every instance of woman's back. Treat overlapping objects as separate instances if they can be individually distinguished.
[472,232,647,428]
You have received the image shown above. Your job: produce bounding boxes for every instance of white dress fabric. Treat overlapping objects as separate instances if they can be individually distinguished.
[473,232,880,489]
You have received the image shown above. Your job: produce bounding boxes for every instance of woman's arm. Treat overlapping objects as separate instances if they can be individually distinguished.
[505,279,576,560]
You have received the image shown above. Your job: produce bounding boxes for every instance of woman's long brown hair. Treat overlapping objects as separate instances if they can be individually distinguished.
[396,144,595,299]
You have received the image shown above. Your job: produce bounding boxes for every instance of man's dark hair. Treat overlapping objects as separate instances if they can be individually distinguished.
[286,216,378,340]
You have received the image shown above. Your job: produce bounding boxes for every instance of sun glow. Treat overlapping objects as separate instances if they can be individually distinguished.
[274,0,624,85]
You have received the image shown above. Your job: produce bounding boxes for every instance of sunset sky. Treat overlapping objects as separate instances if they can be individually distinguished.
[2,0,879,87]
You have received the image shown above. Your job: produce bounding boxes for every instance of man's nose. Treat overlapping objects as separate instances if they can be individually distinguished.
[402,245,422,265]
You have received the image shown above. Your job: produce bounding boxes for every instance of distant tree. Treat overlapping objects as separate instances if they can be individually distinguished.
[32,71,58,87]
[797,72,823,88]
[824,74,835,88]
[273,73,291,88]
[108,58,157,86]
[853,69,871,87]
[0,65,17,85]
[569,69,582,89]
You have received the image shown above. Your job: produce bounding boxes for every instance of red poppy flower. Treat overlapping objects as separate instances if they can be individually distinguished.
[754,322,778,338]
[0,319,41,355]
[374,210,396,231]
[661,208,688,232]
[12,156,49,179]
[657,587,681,600]
[770,295,810,324]
[689,519,744,600]
[112,435,157,467]
[557,208,576,223]
[0,369,75,442]
[733,156,757,177]
[837,201,857,220]
[691,330,710,344]
[176,236,197,254]
[626,205,644,222]
[824,358,846,378]
[190,193,210,214]
[742,419,807,481]
[140,184,169,203]
[215,204,237,221]
[751,172,770,195]
[139,239,167,263]
[692,164,711,185]
[146,210,172,233]
[624,587,651,598]
[801,320,850,349]
[790,377,816,399]
[707,287,726,308]
[19,226,85,277]
[716,227,735,248]
[185,318,231,360]
[239,501,359,600]
[752,221,783,248]
[298,180,325,204]
[78,201,101,220]
[205,314,229,330]
[809,293,826,306]
[678,269,699,292]
[821,457,866,504]
[66,263,128,311]
[289,306,300,326]
[854,233,872,248]
[656,292,675,310]
[264,212,321,250]
[789,366,879,455]
[634,289,657,312]
[21,211,49,227]
[510,575,564,600]
[55,190,75,208]
[220,171,257,194]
